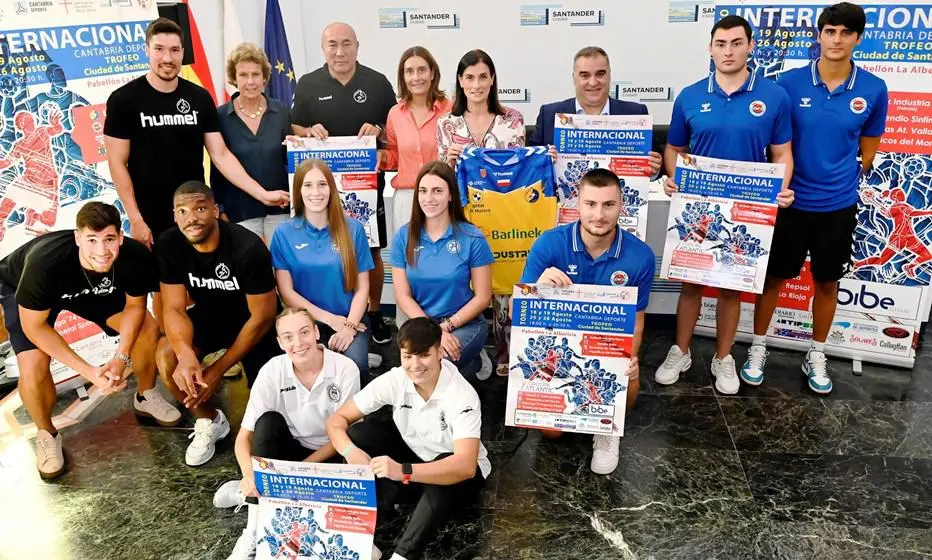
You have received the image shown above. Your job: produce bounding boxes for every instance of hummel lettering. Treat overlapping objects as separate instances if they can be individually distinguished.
[318,95,333,101]
[700,103,711,113]
[398,404,413,409]
[139,111,199,128]
[188,272,240,291]
[280,386,296,393]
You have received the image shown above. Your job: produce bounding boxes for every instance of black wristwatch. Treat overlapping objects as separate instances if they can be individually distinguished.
[401,463,413,485]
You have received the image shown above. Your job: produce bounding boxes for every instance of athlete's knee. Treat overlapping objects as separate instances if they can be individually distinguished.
[15,350,52,387]
[679,282,704,299]
[155,336,178,380]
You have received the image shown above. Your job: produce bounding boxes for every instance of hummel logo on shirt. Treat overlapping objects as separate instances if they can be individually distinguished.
[800,97,812,108]
[280,386,296,393]
[700,103,712,113]
[318,95,333,101]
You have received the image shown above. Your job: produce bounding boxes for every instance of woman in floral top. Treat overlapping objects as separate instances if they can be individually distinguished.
[437,49,526,379]
[437,49,525,167]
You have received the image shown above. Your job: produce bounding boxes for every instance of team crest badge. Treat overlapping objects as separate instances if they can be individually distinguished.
[525,188,541,203]
[447,240,460,254]
[327,383,341,403]
[479,168,487,178]
[610,271,629,286]
[215,263,231,279]
[439,410,448,431]
[749,100,766,117]
[850,97,867,114]
[353,89,368,103]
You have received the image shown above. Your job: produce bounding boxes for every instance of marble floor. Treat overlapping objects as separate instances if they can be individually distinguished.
[1,318,931,560]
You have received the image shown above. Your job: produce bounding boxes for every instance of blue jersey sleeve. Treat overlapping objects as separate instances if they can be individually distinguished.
[863,84,889,137]
[771,88,793,146]
[389,226,409,269]
[540,151,557,197]
[456,159,470,206]
[269,226,291,271]
[633,248,656,312]
[467,229,495,268]
[667,92,689,148]
[519,234,554,283]
[353,221,375,273]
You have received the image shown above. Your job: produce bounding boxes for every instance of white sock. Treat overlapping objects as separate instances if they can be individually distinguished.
[810,341,825,354]
[390,554,409,560]
[245,503,259,533]
[752,335,766,347]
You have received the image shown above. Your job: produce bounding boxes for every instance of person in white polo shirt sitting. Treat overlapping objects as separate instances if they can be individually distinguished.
[326,317,490,560]
[213,306,361,560]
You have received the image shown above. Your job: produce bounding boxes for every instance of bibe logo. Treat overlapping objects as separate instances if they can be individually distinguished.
[588,403,615,417]
[837,284,893,311]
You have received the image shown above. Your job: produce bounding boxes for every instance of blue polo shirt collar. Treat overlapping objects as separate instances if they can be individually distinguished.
[419,224,455,243]
[571,221,623,260]
[706,70,757,97]
[809,58,859,91]
[301,218,330,236]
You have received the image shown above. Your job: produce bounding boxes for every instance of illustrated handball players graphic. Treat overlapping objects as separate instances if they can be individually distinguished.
[855,186,932,278]
[0,110,64,240]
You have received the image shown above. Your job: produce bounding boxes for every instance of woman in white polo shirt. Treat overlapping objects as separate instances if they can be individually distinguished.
[390,161,493,382]
[214,307,361,560]
[326,317,490,560]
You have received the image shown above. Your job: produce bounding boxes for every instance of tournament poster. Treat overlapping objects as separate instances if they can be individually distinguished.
[553,113,653,240]
[505,283,636,436]
[661,153,783,293]
[287,136,380,247]
[0,2,157,376]
[252,458,377,560]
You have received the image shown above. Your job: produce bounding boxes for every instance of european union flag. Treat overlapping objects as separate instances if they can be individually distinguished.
[264,0,295,105]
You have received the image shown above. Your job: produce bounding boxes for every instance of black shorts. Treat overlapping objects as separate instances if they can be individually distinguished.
[767,204,858,283]
[188,306,281,386]
[375,180,387,249]
[0,283,119,355]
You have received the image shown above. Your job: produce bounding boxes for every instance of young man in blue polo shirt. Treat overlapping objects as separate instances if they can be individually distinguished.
[741,2,888,395]
[520,168,655,474]
[659,15,795,395]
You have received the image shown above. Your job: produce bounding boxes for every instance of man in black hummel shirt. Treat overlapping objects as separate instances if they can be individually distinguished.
[104,18,289,247]
[0,202,180,480]
[155,181,280,467]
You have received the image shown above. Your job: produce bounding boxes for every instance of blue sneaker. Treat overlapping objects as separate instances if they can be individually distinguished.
[740,345,768,386]
[802,350,832,394]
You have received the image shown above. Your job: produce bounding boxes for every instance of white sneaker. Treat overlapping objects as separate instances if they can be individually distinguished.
[35,429,66,480]
[214,479,246,509]
[389,554,409,560]
[711,355,740,395]
[225,529,256,560]
[740,345,768,386]
[371,545,382,560]
[655,345,691,385]
[134,388,182,426]
[202,349,243,379]
[475,349,494,381]
[186,410,230,466]
[803,350,833,395]
[590,434,620,475]
[368,352,383,369]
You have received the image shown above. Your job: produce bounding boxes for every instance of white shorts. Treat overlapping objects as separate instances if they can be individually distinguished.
[238,214,290,242]
[391,188,415,235]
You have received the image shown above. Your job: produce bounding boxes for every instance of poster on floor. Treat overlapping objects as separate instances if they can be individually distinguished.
[287,137,380,247]
[660,153,783,293]
[696,261,920,364]
[713,1,932,331]
[0,2,156,383]
[505,283,636,436]
[553,113,653,240]
[252,458,377,560]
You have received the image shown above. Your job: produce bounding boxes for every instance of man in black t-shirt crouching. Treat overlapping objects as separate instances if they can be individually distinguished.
[0,202,181,480]
[155,181,281,467]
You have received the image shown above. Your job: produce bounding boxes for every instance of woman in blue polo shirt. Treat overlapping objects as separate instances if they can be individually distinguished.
[391,161,494,381]
[271,159,374,383]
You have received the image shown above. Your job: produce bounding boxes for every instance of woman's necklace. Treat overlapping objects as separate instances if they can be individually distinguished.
[236,98,265,119]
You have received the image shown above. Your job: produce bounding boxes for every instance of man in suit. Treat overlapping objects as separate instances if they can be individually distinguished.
[529,46,662,175]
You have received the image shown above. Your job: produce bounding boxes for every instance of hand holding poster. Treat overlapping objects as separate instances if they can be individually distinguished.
[505,283,636,436]
[252,458,377,560]
[660,153,784,293]
[553,114,653,239]
[287,137,380,247]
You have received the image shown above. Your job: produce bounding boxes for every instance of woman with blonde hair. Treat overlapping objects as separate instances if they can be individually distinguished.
[212,42,291,243]
[270,159,374,384]
[381,46,453,236]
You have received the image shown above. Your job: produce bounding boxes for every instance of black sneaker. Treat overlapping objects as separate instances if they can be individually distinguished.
[369,311,392,345]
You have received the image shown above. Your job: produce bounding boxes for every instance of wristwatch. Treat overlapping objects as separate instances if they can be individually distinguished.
[115,352,132,368]
[401,463,413,485]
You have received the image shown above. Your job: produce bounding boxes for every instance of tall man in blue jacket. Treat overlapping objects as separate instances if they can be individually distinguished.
[529,46,662,176]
